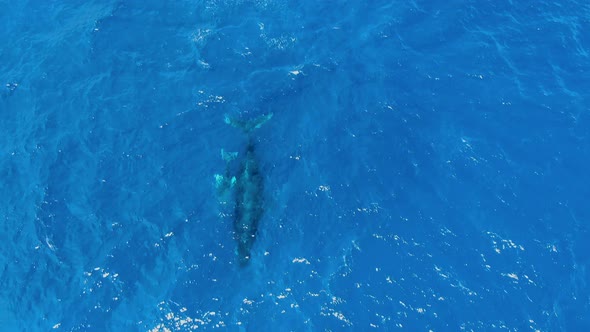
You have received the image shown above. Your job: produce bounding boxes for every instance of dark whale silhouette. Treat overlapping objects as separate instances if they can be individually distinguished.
[215,113,272,266]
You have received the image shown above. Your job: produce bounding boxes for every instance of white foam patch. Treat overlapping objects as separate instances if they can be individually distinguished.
[292,257,310,264]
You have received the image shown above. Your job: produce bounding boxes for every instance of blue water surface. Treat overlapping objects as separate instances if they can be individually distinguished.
[1,0,589,331]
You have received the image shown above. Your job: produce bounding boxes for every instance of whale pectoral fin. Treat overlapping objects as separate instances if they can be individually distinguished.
[215,173,238,194]
[214,174,232,200]
[214,173,226,189]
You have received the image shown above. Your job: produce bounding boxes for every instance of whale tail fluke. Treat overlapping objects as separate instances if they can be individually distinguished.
[221,149,238,162]
[224,113,273,133]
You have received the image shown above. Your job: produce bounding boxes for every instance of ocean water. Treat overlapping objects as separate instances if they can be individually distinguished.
[1,0,589,331]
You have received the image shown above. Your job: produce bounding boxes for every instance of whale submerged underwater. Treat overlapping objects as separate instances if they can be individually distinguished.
[214,113,273,266]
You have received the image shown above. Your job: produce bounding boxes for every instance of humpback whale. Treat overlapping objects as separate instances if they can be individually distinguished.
[214,113,272,266]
